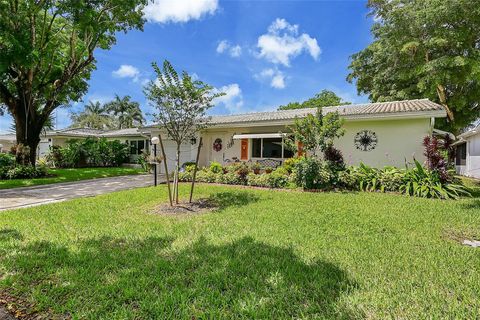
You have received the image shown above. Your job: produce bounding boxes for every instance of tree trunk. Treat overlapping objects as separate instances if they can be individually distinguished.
[13,105,43,166]
[175,144,181,204]
[436,84,454,122]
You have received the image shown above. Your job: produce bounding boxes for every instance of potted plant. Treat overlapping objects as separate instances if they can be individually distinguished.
[252,162,262,174]
[265,166,273,174]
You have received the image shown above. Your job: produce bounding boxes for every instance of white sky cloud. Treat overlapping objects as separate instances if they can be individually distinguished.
[255,68,286,89]
[214,83,244,113]
[216,40,242,58]
[112,65,140,81]
[257,18,321,66]
[144,0,219,24]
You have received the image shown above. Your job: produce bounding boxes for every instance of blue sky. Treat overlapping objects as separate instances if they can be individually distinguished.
[0,0,374,133]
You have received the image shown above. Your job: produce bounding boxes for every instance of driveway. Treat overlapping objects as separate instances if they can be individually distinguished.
[0,174,161,211]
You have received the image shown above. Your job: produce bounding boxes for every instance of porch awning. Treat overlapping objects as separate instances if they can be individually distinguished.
[232,133,286,140]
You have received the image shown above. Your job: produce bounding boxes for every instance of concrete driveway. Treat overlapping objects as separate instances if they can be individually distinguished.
[0,174,160,211]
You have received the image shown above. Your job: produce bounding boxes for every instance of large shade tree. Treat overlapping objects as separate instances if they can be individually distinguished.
[104,94,145,129]
[0,0,146,164]
[144,60,224,204]
[278,90,350,111]
[70,101,114,130]
[347,0,480,132]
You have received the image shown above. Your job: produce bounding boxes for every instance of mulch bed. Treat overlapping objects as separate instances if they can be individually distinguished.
[151,198,219,216]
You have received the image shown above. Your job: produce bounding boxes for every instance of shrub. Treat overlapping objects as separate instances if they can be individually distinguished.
[0,165,48,180]
[0,153,15,167]
[294,157,332,190]
[282,157,302,173]
[400,160,470,199]
[423,136,450,182]
[52,138,129,168]
[323,145,345,171]
[209,161,223,173]
[378,166,405,192]
[235,164,251,184]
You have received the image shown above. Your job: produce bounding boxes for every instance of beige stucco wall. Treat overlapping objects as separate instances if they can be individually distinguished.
[196,118,432,168]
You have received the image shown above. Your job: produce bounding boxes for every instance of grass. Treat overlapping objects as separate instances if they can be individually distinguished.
[0,184,479,319]
[0,167,144,189]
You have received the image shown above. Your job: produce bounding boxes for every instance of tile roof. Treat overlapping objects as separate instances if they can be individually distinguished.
[208,99,445,125]
[46,128,142,138]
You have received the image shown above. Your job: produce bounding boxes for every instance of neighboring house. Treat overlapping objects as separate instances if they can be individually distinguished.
[0,128,151,163]
[454,124,480,179]
[36,128,151,163]
[144,99,447,172]
[0,134,16,153]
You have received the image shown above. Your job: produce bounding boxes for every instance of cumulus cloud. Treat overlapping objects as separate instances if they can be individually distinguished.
[216,40,242,58]
[257,18,321,66]
[144,0,218,24]
[112,65,140,81]
[214,83,244,113]
[255,68,286,89]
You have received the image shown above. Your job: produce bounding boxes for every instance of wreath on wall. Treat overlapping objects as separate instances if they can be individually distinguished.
[213,138,223,152]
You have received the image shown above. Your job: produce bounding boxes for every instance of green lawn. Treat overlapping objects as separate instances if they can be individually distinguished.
[0,167,144,189]
[0,184,479,319]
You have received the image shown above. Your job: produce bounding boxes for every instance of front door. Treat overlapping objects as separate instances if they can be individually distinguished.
[210,134,226,164]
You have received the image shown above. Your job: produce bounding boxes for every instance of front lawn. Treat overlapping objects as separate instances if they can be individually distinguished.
[0,184,479,318]
[0,167,144,189]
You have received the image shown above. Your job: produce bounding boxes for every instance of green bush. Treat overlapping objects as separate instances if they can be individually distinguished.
[0,165,48,180]
[209,161,223,173]
[400,160,470,199]
[294,157,331,190]
[52,138,129,168]
[0,153,15,167]
[282,157,302,173]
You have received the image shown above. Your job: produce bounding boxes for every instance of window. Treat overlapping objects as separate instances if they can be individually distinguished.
[250,137,293,159]
[129,140,147,155]
[456,143,466,165]
[262,138,282,158]
[252,139,261,157]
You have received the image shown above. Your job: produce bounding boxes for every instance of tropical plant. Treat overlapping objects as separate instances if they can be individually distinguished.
[144,60,225,204]
[278,90,350,110]
[347,0,480,132]
[209,161,223,174]
[104,95,145,129]
[400,160,470,199]
[70,101,114,130]
[0,0,146,165]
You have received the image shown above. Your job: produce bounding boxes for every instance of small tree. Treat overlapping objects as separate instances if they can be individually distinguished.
[286,108,345,158]
[144,60,224,204]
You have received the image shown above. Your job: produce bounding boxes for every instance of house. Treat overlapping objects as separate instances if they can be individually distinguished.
[0,128,151,163]
[144,99,447,171]
[0,134,16,153]
[454,123,480,178]
[2,99,447,170]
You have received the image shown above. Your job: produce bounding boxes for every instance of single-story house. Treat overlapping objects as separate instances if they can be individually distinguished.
[1,99,448,171]
[454,123,480,179]
[0,134,16,153]
[144,99,447,172]
[0,128,151,163]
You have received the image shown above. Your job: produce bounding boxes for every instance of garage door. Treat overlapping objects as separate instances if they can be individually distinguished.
[158,140,193,174]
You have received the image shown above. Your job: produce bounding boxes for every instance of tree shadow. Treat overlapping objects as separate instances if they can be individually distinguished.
[0,229,23,241]
[461,199,480,210]
[1,236,356,319]
[206,191,260,210]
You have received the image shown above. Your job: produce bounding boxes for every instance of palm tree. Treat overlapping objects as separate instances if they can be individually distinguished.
[70,101,114,130]
[104,95,145,129]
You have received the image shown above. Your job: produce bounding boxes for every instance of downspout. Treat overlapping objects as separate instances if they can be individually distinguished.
[429,117,435,135]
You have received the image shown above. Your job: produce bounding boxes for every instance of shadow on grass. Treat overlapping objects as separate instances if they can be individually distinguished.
[0,229,23,241]
[461,199,480,210]
[1,236,356,319]
[207,191,261,210]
